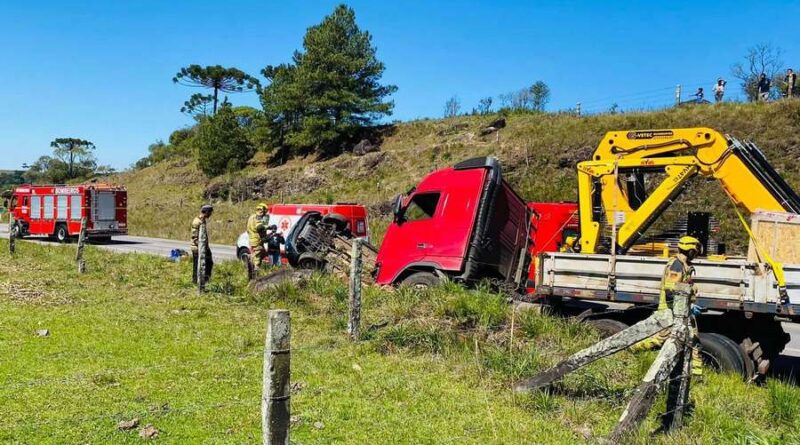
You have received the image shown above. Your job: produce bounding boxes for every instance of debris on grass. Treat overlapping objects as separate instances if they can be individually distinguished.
[117,418,140,431]
[313,421,325,430]
[35,329,50,337]
[0,282,70,305]
[138,425,159,439]
[291,382,305,394]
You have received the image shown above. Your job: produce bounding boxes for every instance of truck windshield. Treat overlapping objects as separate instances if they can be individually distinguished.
[404,193,440,222]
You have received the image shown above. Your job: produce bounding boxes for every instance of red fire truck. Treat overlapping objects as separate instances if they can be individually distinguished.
[9,184,128,242]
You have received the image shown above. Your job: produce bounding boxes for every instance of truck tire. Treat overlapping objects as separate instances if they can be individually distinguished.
[297,253,324,270]
[54,224,69,243]
[698,332,748,380]
[237,247,251,263]
[587,318,628,338]
[401,271,440,289]
[321,213,348,232]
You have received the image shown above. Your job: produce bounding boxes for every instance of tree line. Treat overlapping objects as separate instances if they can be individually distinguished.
[444,80,552,118]
[136,4,397,177]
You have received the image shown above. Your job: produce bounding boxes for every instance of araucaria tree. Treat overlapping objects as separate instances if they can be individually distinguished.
[260,4,397,154]
[195,103,254,177]
[173,65,260,114]
[50,138,95,179]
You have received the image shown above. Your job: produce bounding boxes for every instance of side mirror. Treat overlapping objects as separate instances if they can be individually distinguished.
[392,194,404,223]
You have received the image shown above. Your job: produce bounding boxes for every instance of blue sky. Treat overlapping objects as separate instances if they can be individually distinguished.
[1,1,797,170]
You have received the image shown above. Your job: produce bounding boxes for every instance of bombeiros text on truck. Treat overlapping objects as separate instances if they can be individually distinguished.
[373,127,800,382]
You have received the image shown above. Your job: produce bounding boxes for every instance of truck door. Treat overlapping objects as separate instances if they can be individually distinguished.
[379,192,441,278]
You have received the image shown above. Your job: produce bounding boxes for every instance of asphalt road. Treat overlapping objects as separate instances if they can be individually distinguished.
[0,223,238,262]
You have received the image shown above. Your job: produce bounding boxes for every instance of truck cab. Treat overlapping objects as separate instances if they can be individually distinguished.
[374,157,529,288]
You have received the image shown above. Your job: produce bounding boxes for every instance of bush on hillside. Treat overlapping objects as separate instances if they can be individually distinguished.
[196,103,254,177]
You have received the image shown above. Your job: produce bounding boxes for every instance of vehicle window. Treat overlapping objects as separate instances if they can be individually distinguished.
[70,195,82,220]
[9,196,17,209]
[57,195,68,221]
[23,197,28,206]
[30,196,41,219]
[404,193,440,222]
[43,196,54,219]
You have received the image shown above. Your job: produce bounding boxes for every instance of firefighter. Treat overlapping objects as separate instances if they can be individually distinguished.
[632,235,703,375]
[191,204,214,285]
[246,203,270,269]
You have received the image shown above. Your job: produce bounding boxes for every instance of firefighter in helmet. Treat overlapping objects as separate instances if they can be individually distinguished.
[632,235,703,375]
[191,204,214,285]
[246,203,270,269]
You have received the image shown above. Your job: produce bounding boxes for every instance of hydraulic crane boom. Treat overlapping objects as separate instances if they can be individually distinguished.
[577,128,800,254]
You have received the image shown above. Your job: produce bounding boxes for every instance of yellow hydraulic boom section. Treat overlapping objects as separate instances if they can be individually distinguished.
[577,128,800,254]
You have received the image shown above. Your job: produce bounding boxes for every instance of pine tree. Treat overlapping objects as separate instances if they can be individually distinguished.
[260,4,397,154]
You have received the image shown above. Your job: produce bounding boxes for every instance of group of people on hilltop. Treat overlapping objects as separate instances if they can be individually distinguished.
[693,68,797,103]
[189,203,285,287]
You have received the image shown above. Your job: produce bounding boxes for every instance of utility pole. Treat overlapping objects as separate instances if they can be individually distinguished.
[576,102,581,116]
[675,84,682,106]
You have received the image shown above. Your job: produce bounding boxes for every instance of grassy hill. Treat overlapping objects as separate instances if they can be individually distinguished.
[116,101,800,250]
[4,239,800,444]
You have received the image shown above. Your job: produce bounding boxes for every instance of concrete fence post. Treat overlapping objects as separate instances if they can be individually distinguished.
[675,84,682,106]
[8,215,15,255]
[262,309,291,445]
[197,221,208,294]
[348,238,363,341]
[76,217,87,273]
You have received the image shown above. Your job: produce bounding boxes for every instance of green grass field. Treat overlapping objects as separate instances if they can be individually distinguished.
[2,240,800,444]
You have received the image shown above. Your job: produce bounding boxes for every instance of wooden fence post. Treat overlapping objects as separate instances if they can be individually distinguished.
[8,215,15,255]
[197,221,208,294]
[348,238,363,341]
[262,309,291,445]
[76,217,87,273]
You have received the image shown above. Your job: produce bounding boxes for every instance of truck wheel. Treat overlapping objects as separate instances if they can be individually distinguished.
[297,253,324,270]
[401,272,440,289]
[237,247,250,262]
[54,224,69,243]
[587,318,628,338]
[698,332,748,380]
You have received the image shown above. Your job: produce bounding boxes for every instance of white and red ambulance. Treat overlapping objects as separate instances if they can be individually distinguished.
[9,184,127,242]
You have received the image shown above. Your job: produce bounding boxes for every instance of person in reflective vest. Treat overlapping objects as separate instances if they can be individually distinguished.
[246,203,269,268]
[632,235,703,375]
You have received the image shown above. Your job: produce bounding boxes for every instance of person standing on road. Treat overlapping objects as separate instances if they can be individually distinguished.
[631,236,703,376]
[246,203,270,269]
[785,68,796,99]
[191,204,214,285]
[714,78,726,103]
[758,73,772,101]
[265,225,285,267]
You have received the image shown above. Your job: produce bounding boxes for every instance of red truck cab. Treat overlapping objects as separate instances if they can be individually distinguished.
[374,157,530,287]
[374,158,579,291]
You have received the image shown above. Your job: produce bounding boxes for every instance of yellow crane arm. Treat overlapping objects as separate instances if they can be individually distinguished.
[578,128,800,256]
